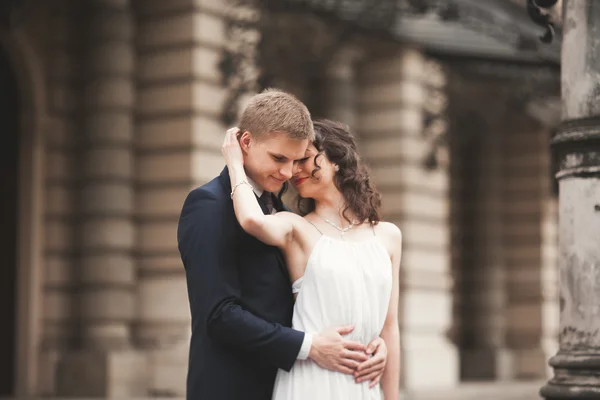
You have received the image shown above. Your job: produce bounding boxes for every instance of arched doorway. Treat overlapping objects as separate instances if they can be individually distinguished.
[0,44,20,396]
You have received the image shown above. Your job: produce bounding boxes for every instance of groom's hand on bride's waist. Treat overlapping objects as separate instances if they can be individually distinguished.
[307,325,369,375]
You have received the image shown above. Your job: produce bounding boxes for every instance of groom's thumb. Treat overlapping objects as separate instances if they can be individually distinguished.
[336,325,355,336]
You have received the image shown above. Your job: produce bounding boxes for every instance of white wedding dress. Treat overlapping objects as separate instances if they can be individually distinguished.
[272,233,393,400]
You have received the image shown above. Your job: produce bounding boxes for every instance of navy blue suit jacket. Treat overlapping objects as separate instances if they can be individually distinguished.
[178,167,304,400]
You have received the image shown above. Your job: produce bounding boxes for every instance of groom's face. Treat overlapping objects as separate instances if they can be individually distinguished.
[241,131,309,193]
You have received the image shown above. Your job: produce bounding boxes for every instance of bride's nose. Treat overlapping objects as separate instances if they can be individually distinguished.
[292,162,302,176]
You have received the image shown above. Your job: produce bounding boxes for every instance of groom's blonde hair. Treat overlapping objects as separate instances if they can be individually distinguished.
[239,89,315,141]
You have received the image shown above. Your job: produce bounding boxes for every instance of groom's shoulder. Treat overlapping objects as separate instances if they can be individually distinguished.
[183,175,228,210]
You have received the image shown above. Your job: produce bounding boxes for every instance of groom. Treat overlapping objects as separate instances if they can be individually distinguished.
[178,89,387,400]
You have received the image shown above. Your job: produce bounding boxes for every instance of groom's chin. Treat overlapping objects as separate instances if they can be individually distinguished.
[264,179,286,193]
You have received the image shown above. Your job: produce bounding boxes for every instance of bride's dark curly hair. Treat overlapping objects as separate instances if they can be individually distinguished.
[297,119,382,225]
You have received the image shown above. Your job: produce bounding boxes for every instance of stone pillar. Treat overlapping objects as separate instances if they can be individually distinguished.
[134,0,230,395]
[322,47,362,128]
[540,1,600,398]
[38,0,81,395]
[358,48,458,389]
[503,116,552,380]
[56,0,146,396]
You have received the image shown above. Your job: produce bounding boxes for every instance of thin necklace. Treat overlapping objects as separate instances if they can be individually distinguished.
[315,213,357,239]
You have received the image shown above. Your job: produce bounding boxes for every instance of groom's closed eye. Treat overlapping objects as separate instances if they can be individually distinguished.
[272,155,288,162]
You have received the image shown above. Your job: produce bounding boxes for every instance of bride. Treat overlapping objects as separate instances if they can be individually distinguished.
[222,119,401,399]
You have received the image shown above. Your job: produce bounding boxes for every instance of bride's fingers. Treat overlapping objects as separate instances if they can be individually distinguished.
[356,370,381,384]
[224,127,239,143]
[368,375,382,388]
[227,127,240,137]
[354,360,384,379]
[356,356,384,375]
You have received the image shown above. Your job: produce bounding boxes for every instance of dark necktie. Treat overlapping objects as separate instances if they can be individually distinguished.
[260,191,275,214]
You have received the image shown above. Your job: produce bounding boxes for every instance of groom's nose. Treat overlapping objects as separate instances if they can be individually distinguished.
[279,163,294,180]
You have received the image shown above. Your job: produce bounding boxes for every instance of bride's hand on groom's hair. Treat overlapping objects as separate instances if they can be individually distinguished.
[221,127,244,168]
[354,337,387,388]
[309,325,369,375]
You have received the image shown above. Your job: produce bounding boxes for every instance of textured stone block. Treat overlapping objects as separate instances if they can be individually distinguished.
[358,107,423,135]
[46,184,76,216]
[137,185,190,217]
[359,49,424,82]
[45,150,76,181]
[81,219,135,249]
[43,290,74,322]
[361,135,432,163]
[137,152,192,183]
[359,80,425,108]
[403,289,453,330]
[44,220,73,252]
[80,289,135,320]
[402,334,458,389]
[137,275,189,321]
[137,221,179,253]
[84,78,134,109]
[381,191,449,220]
[57,351,147,397]
[81,182,134,214]
[80,253,136,285]
[191,149,225,183]
[371,164,448,194]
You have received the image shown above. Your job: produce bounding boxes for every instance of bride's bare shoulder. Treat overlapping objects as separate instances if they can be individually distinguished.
[375,221,402,259]
[375,221,402,242]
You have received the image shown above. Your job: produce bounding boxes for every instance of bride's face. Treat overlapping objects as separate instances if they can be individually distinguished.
[290,143,336,199]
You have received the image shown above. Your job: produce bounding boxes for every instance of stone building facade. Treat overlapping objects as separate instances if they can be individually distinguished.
[0,0,560,397]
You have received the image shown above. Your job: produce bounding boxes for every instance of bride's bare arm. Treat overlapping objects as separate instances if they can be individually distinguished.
[229,164,296,248]
[380,223,401,399]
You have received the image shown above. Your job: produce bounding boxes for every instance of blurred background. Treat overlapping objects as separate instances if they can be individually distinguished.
[0,0,564,398]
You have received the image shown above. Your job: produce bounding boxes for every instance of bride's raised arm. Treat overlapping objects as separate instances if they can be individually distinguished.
[222,128,296,248]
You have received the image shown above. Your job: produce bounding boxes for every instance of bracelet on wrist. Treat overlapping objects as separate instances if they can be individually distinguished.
[230,180,250,199]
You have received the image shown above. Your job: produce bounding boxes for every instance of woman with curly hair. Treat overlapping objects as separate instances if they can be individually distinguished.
[222,119,401,399]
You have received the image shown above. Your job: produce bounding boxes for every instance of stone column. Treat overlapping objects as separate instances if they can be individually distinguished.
[56,0,146,396]
[540,1,600,398]
[358,49,458,389]
[503,116,551,380]
[322,47,362,128]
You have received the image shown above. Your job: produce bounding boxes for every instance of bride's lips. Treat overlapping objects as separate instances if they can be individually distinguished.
[292,177,308,186]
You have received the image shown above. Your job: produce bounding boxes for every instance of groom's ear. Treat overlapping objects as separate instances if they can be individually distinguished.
[239,130,252,152]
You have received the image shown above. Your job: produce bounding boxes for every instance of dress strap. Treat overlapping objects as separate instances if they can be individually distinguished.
[306,219,323,235]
